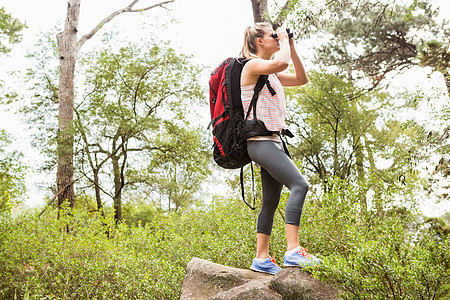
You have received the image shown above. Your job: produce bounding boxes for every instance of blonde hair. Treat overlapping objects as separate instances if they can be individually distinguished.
[240,22,273,59]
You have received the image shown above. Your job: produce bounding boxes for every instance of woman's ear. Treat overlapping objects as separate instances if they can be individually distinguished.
[257,37,263,45]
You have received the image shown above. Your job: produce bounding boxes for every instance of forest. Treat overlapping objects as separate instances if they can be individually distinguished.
[0,0,449,299]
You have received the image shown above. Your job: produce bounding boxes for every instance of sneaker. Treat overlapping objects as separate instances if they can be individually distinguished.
[283,246,322,267]
[250,255,282,275]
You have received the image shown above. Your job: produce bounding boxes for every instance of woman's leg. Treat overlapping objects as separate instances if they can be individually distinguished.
[255,167,283,258]
[285,224,300,251]
[247,140,309,250]
[256,233,271,259]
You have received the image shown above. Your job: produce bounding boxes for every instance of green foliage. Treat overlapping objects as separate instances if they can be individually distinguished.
[298,176,450,299]
[75,41,208,216]
[0,205,183,299]
[21,30,60,172]
[419,40,450,77]
[287,71,377,181]
[1,175,449,299]
[286,71,422,194]
[314,224,450,299]
[0,7,26,54]
[22,34,209,217]
[122,200,161,226]
[126,121,211,212]
[312,0,446,81]
[0,197,260,299]
[283,0,449,93]
[0,130,26,213]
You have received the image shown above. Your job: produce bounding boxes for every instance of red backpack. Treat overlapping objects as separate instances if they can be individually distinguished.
[209,57,276,208]
[209,57,275,169]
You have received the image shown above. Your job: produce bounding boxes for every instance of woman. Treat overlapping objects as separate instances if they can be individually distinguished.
[240,22,321,275]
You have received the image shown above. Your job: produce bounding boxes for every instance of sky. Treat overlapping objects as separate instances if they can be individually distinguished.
[0,0,449,215]
[1,0,255,68]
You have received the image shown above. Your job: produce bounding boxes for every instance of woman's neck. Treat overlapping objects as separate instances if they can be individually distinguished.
[256,51,272,60]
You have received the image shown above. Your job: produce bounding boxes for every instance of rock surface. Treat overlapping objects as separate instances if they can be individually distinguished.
[180,257,339,300]
[270,268,339,300]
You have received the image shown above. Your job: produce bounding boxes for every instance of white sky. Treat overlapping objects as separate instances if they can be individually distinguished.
[0,0,449,216]
[1,0,255,67]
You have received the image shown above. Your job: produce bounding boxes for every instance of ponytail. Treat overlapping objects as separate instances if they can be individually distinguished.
[240,22,273,59]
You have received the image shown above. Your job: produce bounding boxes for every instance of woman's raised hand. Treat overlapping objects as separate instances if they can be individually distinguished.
[276,27,289,41]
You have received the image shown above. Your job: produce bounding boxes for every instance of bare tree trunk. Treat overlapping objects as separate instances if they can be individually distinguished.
[56,0,80,210]
[355,136,367,215]
[251,0,269,23]
[250,0,291,28]
[112,155,122,222]
[92,169,104,216]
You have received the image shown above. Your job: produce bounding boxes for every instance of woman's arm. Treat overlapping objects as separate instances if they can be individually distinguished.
[277,40,309,86]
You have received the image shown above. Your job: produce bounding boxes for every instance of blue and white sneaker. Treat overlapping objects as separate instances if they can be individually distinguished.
[283,246,322,267]
[250,255,282,275]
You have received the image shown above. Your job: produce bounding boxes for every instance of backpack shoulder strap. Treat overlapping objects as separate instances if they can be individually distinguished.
[245,75,276,120]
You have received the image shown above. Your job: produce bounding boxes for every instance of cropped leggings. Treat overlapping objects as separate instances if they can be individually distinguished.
[247,140,309,235]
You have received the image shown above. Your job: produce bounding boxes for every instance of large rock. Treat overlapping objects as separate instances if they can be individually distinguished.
[208,280,282,300]
[180,257,339,300]
[270,268,339,300]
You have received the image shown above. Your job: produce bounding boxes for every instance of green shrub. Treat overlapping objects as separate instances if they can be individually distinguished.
[0,207,184,299]
[297,177,450,299]
[0,197,264,299]
[311,220,450,299]
[1,179,448,299]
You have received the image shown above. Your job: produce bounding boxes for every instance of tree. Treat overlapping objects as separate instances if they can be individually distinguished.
[0,9,26,213]
[75,42,206,221]
[254,1,449,93]
[133,122,211,212]
[286,71,423,212]
[307,0,449,92]
[0,130,26,213]
[0,7,26,54]
[56,0,175,212]
[286,72,378,183]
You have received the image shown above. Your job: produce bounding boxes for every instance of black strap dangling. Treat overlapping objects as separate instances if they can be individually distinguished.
[240,163,256,210]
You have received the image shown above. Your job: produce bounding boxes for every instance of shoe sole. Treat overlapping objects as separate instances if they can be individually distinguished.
[250,266,278,275]
[283,262,312,268]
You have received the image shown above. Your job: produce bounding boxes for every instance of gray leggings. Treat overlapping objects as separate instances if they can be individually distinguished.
[247,140,309,235]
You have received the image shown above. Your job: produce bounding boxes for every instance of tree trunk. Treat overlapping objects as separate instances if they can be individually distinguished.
[56,0,80,210]
[250,0,291,28]
[112,155,122,222]
[355,136,367,215]
[251,0,269,23]
[92,169,104,216]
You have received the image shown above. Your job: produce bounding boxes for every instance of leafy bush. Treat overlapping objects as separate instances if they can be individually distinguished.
[1,179,449,299]
[0,198,263,299]
[0,207,184,299]
[298,177,450,299]
[0,130,26,214]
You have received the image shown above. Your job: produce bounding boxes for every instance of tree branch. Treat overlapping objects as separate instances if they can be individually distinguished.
[80,170,114,198]
[38,176,82,217]
[77,0,175,51]
[273,0,291,28]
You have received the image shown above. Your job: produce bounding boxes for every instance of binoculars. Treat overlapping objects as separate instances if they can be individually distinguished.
[272,28,294,39]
